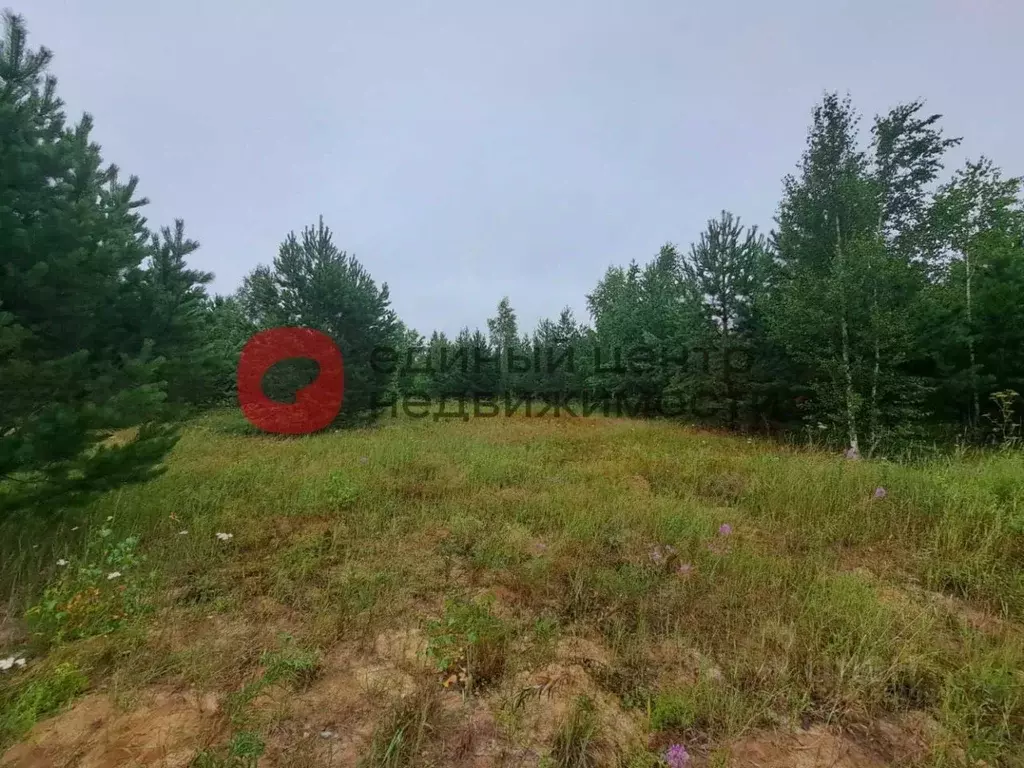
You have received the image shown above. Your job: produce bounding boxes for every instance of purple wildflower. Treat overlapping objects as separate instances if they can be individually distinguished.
[873,486,887,500]
[676,562,693,577]
[718,523,733,536]
[649,547,665,566]
[665,743,691,767]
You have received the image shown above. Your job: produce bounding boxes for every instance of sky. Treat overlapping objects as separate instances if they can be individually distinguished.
[22,0,1023,337]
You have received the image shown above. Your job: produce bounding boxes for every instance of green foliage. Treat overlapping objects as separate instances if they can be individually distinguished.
[425,595,507,691]
[677,212,772,426]
[227,634,320,720]
[258,635,320,687]
[0,662,88,747]
[25,525,154,645]
[239,216,399,425]
[134,220,227,406]
[189,731,266,768]
[0,12,180,521]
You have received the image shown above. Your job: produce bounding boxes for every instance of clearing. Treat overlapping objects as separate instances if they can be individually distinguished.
[1,410,1022,767]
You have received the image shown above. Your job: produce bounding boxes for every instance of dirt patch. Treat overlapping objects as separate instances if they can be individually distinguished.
[858,711,944,765]
[721,713,946,768]
[726,726,886,768]
[436,695,502,768]
[1,688,225,768]
[647,639,724,689]
[503,651,645,764]
[256,627,433,765]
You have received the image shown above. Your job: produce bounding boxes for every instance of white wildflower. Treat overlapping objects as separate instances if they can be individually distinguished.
[179,530,189,535]
[106,571,122,580]
[70,526,79,531]
[0,656,26,672]
[56,559,69,567]
[215,532,234,542]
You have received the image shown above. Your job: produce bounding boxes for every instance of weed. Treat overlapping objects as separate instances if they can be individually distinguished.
[987,390,1021,449]
[227,634,320,721]
[0,662,88,747]
[190,731,266,768]
[359,687,442,768]
[550,695,607,768]
[651,679,772,750]
[425,595,508,692]
[25,527,154,646]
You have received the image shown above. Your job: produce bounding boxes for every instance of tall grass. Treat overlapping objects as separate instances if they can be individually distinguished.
[1,408,1022,764]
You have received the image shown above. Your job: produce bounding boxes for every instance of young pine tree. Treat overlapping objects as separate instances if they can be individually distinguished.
[0,13,177,519]
[682,211,766,427]
[239,217,399,425]
[136,220,221,406]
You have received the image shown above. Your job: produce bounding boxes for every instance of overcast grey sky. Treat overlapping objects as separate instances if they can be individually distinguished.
[22,0,1022,337]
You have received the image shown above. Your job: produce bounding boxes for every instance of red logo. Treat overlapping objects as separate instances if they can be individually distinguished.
[237,327,344,434]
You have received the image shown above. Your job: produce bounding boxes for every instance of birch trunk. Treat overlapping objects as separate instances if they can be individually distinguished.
[966,246,980,428]
[869,204,885,455]
[836,217,860,456]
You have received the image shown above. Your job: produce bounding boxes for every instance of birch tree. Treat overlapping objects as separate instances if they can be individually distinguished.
[927,159,1024,430]
[770,94,879,455]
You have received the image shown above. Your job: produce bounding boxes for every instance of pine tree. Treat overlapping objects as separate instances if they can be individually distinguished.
[136,220,219,405]
[0,13,177,518]
[203,294,255,404]
[531,307,587,401]
[682,212,766,426]
[587,250,691,411]
[239,217,399,424]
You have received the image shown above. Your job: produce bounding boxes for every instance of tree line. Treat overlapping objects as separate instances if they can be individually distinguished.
[388,95,1024,457]
[2,13,1022,521]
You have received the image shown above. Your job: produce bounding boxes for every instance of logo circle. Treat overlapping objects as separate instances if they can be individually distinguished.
[237,327,344,434]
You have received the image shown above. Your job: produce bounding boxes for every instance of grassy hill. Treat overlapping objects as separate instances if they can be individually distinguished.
[1,410,1022,766]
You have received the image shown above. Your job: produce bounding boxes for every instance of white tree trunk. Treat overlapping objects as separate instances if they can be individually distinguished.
[966,247,980,428]
[836,217,860,457]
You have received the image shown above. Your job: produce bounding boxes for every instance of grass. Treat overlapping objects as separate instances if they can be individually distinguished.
[1,407,1023,766]
[549,695,607,768]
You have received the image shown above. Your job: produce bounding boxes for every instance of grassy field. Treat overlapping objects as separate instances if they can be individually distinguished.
[1,410,1022,767]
